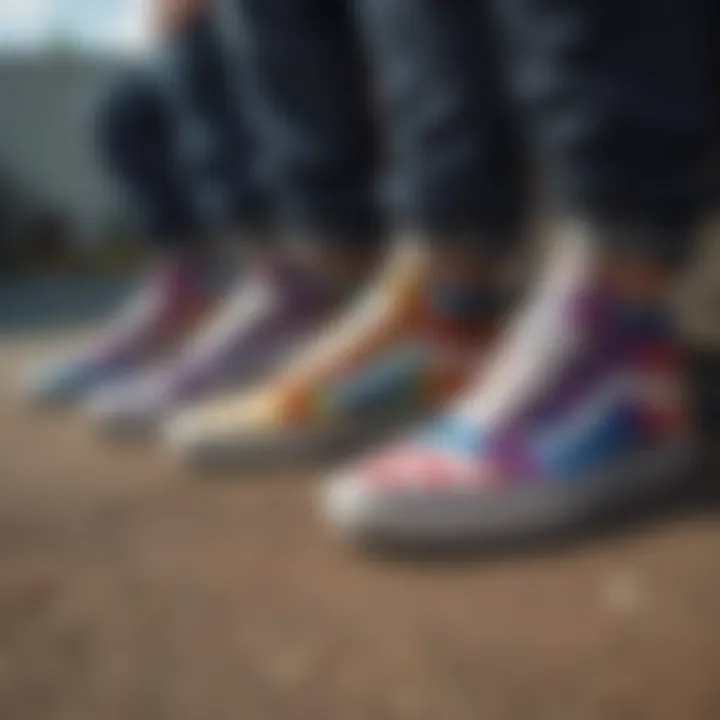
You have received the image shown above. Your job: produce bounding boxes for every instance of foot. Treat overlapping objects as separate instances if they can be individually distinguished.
[85,255,344,434]
[323,228,695,543]
[164,241,502,466]
[25,254,210,405]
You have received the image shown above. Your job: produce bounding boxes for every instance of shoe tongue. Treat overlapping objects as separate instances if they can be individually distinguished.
[257,252,363,310]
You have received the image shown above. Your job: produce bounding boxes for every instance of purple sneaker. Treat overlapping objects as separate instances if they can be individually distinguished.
[85,257,340,434]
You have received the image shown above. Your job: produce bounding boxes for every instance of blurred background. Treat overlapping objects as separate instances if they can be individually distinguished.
[0,0,150,276]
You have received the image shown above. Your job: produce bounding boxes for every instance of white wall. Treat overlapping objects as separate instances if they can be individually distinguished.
[0,54,133,242]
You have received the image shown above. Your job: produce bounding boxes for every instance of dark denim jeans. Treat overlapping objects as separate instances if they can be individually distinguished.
[495,0,715,263]
[234,0,713,263]
[363,0,713,262]
[359,0,528,250]
[232,0,523,249]
[96,13,263,246]
[232,0,380,246]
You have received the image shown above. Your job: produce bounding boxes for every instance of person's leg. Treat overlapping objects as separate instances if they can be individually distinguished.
[86,1,388,434]
[231,0,381,274]
[160,0,390,452]
[323,0,714,543]
[165,0,527,464]
[159,8,266,236]
[497,0,715,266]
[360,0,525,252]
[86,13,349,433]
[266,0,528,427]
[97,72,202,246]
[325,0,528,405]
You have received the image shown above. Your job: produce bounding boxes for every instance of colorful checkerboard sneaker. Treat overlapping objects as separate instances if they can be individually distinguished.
[323,233,695,543]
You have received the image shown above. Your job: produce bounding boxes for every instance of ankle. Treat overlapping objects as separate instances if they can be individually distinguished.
[284,239,380,288]
[598,252,676,307]
[556,218,679,306]
[426,244,503,287]
[424,246,510,321]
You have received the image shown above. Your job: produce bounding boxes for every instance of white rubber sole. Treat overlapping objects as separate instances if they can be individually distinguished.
[322,441,696,544]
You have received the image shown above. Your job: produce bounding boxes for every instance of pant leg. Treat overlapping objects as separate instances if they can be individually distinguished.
[231,0,380,246]
[357,0,527,251]
[160,11,266,233]
[95,72,201,247]
[495,0,715,265]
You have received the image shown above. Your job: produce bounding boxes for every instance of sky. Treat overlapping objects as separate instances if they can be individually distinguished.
[0,0,150,53]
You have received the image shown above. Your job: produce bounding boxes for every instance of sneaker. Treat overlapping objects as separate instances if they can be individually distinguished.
[323,227,695,543]
[24,255,210,405]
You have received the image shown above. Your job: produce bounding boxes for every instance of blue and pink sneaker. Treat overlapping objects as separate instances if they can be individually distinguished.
[24,256,210,405]
[323,237,695,543]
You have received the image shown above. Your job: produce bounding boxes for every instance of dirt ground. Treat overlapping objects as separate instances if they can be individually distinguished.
[0,257,719,719]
